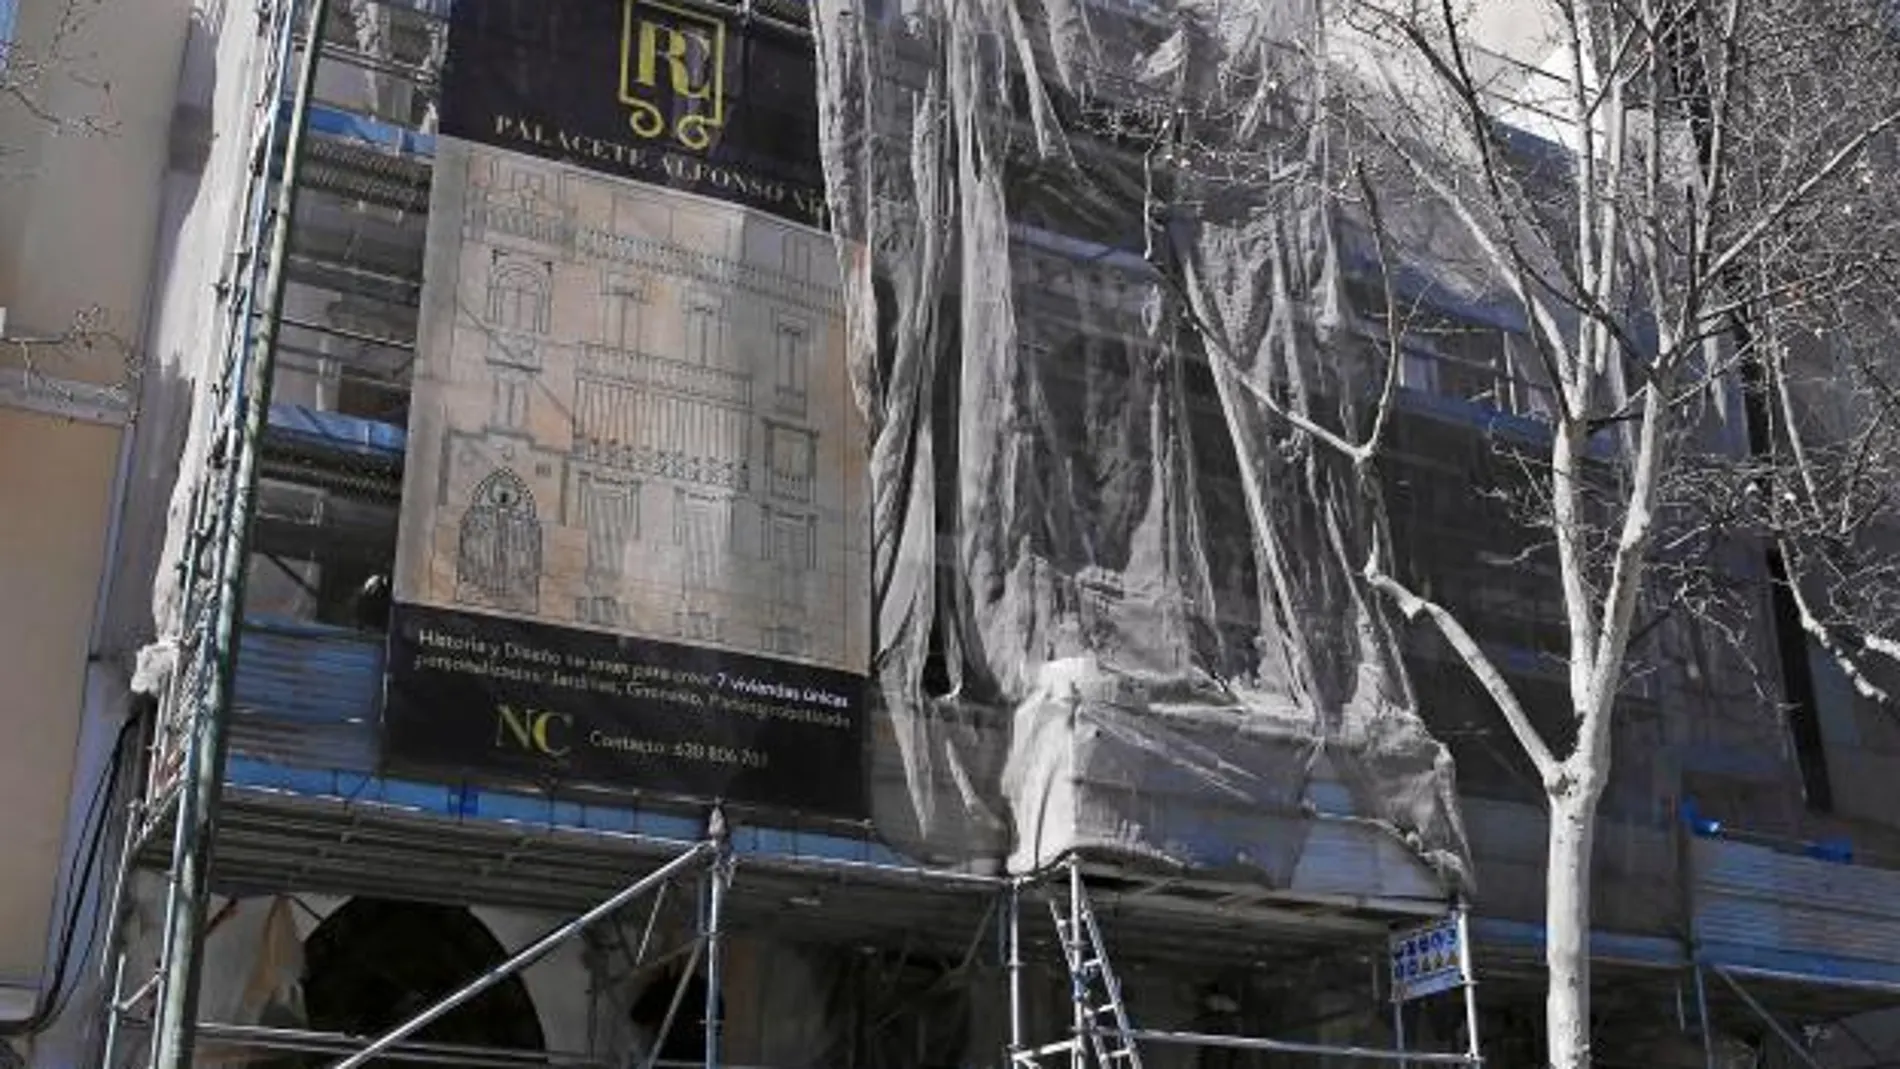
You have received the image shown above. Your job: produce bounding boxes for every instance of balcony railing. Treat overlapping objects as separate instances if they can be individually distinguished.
[468,196,575,250]
[578,344,753,408]
[767,466,812,502]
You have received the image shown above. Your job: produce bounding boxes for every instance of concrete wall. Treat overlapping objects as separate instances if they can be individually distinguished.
[0,0,193,1028]
[0,0,188,388]
[0,410,117,986]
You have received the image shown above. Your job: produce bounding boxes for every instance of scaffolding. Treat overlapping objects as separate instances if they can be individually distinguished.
[119,827,1484,1069]
[104,2,332,1068]
[1005,863,1482,1068]
[90,2,1477,1066]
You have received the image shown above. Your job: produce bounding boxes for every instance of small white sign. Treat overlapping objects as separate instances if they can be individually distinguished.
[1389,915,1467,1002]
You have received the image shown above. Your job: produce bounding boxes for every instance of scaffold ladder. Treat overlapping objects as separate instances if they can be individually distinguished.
[1015,860,1144,1069]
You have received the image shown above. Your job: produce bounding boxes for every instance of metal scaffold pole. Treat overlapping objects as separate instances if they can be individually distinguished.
[101,4,295,1064]
[1693,964,1717,1069]
[147,1,330,1067]
[1392,998,1406,1068]
[703,838,731,1069]
[1016,865,1481,1068]
[1007,877,1024,1062]
[1456,903,1481,1064]
[96,786,151,1069]
[638,936,707,1069]
[1068,860,1085,1069]
[1710,967,1826,1069]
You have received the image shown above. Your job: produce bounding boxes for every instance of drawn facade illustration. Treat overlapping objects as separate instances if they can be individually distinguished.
[396,142,868,673]
[455,468,542,611]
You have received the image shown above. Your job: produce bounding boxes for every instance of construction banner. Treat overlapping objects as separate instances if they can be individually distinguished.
[386,0,869,817]
[438,0,825,227]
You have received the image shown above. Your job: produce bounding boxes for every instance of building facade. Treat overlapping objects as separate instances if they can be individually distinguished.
[5,1,1900,1068]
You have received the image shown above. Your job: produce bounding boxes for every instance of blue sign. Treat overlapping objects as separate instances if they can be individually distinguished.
[1388,916,1467,1002]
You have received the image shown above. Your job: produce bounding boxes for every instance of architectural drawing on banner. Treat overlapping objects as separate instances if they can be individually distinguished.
[762,504,816,657]
[482,252,550,431]
[469,153,577,255]
[455,468,542,612]
[400,142,867,674]
[772,312,811,417]
[673,488,731,644]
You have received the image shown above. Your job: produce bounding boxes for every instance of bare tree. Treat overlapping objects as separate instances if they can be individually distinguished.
[1298,1,1900,1063]
[1077,0,1900,1060]
[817,0,1895,1058]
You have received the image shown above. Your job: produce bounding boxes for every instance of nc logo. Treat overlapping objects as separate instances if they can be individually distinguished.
[618,0,726,150]
[494,705,573,757]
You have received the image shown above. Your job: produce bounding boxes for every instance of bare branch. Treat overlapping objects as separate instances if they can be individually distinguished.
[1364,555,1560,783]
[1586,378,1668,707]
[1344,1,1580,390]
[1699,105,1900,291]
[1354,160,1405,463]
[0,0,118,149]
[1,304,139,411]
[1779,540,1892,704]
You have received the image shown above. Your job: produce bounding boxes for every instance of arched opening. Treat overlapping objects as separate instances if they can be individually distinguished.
[487,260,551,334]
[456,468,542,609]
[303,899,546,1058]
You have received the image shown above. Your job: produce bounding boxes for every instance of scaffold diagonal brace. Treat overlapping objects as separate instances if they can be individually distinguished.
[328,840,717,1069]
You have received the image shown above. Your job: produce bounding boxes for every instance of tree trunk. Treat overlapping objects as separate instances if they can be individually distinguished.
[1545,788,1596,1069]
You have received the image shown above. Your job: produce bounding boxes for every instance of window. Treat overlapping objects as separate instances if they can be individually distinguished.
[764,509,816,613]
[765,510,816,570]
[762,623,810,657]
[487,259,550,334]
[490,370,530,430]
[781,234,814,282]
[683,295,721,364]
[1394,325,1556,420]
[1499,334,1557,418]
[1349,277,1557,421]
[673,490,731,585]
[671,491,728,643]
[606,276,647,350]
[336,372,405,426]
[508,168,547,199]
[575,595,622,627]
[766,424,815,502]
[774,316,809,413]
[573,379,638,461]
[579,474,639,578]
[1401,351,1438,394]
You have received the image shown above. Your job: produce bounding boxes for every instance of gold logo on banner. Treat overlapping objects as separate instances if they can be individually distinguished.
[494,705,574,758]
[618,0,726,150]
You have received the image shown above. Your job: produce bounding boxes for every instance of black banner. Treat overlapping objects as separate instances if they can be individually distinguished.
[441,0,826,226]
[383,603,867,817]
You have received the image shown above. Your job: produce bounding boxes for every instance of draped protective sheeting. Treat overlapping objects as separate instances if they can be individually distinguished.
[811,0,1471,890]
